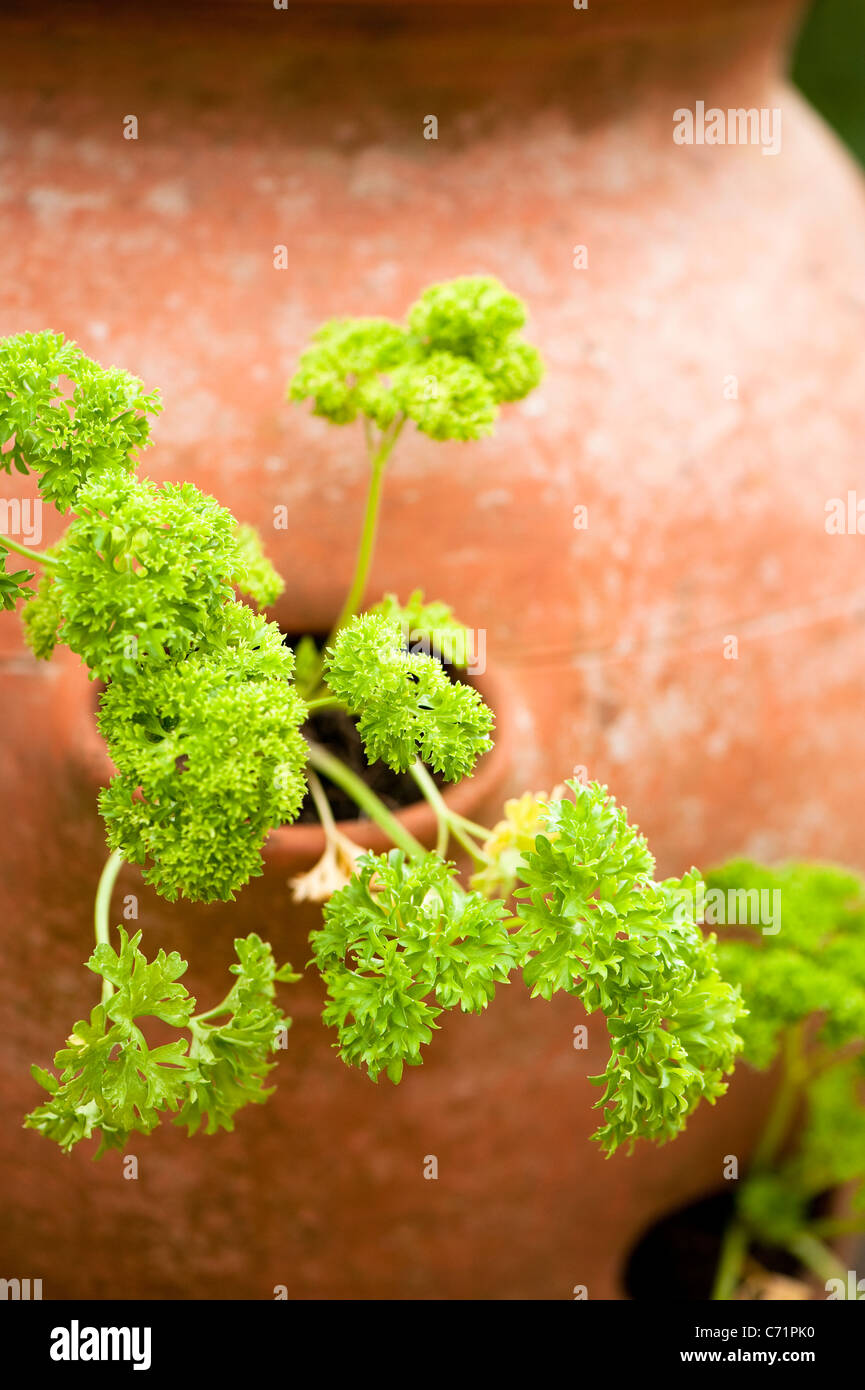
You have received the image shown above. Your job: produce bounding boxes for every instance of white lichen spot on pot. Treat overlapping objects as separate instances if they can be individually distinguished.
[511,699,540,786]
[347,151,408,202]
[228,254,258,285]
[76,138,106,167]
[519,391,548,418]
[605,712,637,765]
[705,728,731,760]
[144,181,191,218]
[476,490,512,509]
[27,188,109,222]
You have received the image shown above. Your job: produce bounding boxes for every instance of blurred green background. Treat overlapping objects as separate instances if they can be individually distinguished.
[793,0,865,1285]
[794,0,865,166]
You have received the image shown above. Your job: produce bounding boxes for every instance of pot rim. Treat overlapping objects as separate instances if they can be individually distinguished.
[264,660,514,865]
[55,647,515,867]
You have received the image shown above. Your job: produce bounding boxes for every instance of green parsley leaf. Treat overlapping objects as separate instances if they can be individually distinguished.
[311,849,517,1082]
[324,613,493,780]
[513,780,745,1154]
[97,605,309,902]
[26,929,297,1157]
[0,330,161,512]
[370,589,475,668]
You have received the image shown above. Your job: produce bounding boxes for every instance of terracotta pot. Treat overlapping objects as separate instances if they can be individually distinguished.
[2,633,776,1300]
[0,0,856,1299]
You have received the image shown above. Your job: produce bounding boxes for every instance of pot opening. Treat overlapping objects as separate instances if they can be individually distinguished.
[283,628,453,824]
[85,624,483,826]
[623,1188,834,1301]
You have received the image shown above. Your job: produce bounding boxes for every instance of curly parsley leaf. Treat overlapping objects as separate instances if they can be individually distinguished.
[513,780,745,1154]
[232,521,285,608]
[288,276,543,440]
[42,470,243,682]
[97,604,309,902]
[26,929,297,1157]
[406,276,543,405]
[705,859,865,1246]
[20,472,286,685]
[389,351,497,441]
[288,318,412,427]
[707,860,865,1069]
[370,589,475,668]
[324,613,493,781]
[21,563,62,655]
[25,927,195,1156]
[0,330,161,512]
[177,934,300,1136]
[0,553,35,610]
[311,849,517,1083]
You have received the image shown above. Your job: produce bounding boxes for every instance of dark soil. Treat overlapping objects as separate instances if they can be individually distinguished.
[623,1188,830,1300]
[298,702,446,823]
[290,630,450,824]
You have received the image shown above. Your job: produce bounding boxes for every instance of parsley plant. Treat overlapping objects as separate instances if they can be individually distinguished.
[1,279,746,1163]
[707,861,865,1299]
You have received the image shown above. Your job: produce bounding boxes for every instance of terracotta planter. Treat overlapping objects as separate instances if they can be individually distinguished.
[0,0,860,1299]
[1,637,777,1300]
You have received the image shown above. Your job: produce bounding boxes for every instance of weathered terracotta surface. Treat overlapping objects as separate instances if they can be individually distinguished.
[0,0,860,1298]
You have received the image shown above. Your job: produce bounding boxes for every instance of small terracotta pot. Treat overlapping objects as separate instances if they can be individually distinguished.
[56,641,517,862]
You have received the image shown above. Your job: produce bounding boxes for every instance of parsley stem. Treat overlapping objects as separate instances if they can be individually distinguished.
[785,1232,848,1288]
[710,1219,750,1301]
[749,1024,805,1170]
[327,414,406,646]
[306,741,424,859]
[810,1214,865,1238]
[0,533,58,568]
[305,696,347,714]
[450,810,494,840]
[306,767,339,837]
[414,761,450,857]
[93,849,125,1004]
[190,998,232,1026]
[711,1023,806,1299]
[409,760,492,865]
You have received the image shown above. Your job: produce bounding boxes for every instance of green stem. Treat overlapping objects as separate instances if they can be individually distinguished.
[306,741,424,860]
[810,1215,865,1239]
[711,1024,807,1300]
[750,1025,806,1170]
[94,850,125,1005]
[327,415,405,645]
[306,766,339,839]
[710,1220,750,1302]
[420,769,449,857]
[0,533,58,568]
[190,1000,231,1027]
[450,810,494,840]
[808,1040,864,1077]
[305,696,347,714]
[409,760,492,864]
[787,1232,849,1289]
